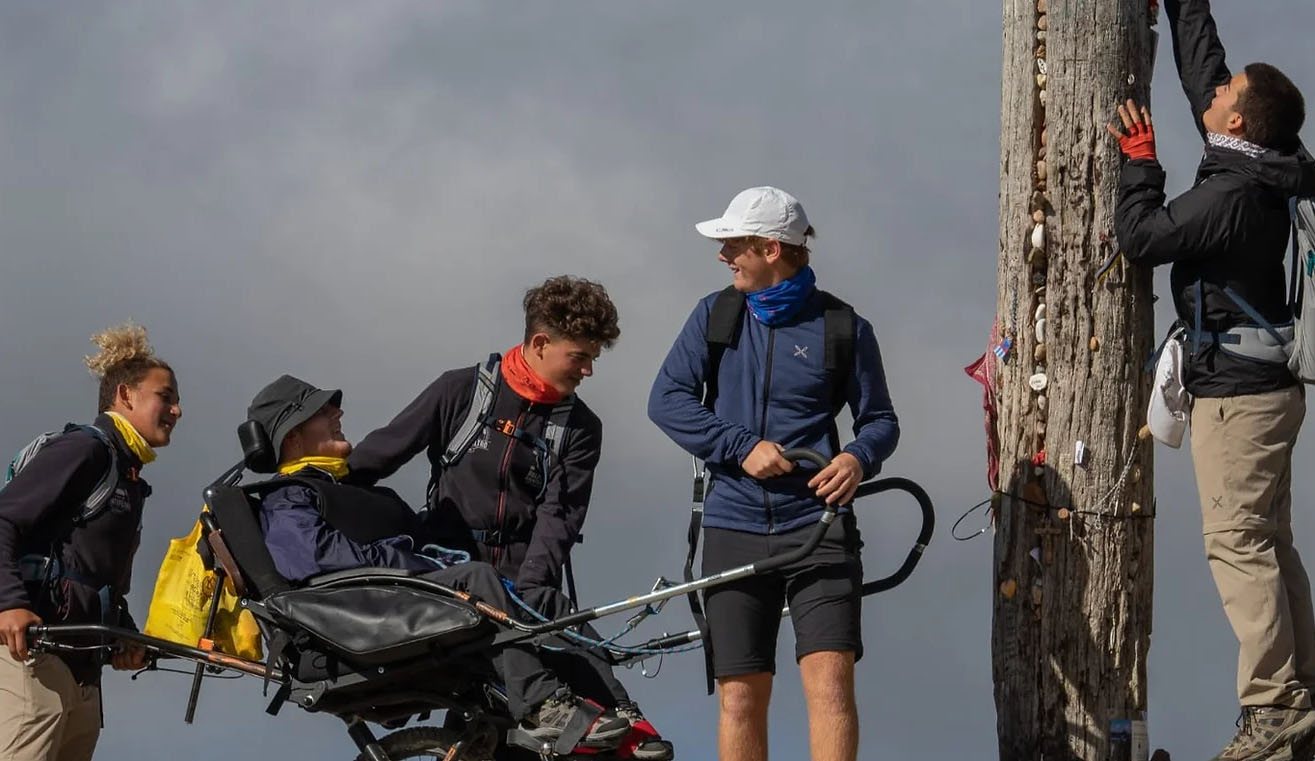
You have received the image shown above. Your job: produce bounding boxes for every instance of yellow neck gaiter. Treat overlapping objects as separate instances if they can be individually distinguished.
[105,411,156,465]
[278,456,349,479]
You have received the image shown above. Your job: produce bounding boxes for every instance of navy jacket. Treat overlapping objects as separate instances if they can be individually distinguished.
[648,288,899,534]
[259,470,435,584]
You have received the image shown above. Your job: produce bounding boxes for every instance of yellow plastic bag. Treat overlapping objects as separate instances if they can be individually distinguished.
[143,516,263,661]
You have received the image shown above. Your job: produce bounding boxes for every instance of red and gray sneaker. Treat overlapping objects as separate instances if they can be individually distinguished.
[613,700,675,761]
[521,691,632,750]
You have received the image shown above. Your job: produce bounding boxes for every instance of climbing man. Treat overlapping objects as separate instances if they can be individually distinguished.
[1109,1,1315,757]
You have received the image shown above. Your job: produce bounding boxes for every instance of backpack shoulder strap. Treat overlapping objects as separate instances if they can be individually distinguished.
[1292,197,1315,309]
[819,291,857,416]
[706,286,745,347]
[703,287,745,410]
[440,354,502,468]
[70,424,120,524]
[541,397,576,464]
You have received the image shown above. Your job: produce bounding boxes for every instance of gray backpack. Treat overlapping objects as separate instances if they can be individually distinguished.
[5,424,119,524]
[1287,197,1315,382]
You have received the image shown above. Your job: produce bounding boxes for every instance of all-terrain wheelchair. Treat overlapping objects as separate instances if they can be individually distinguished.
[28,422,935,760]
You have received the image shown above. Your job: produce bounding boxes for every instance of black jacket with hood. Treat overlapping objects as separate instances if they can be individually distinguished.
[0,415,148,684]
[1115,0,1315,397]
[346,364,602,594]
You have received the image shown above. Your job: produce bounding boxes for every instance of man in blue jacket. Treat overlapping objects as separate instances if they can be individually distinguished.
[648,186,899,761]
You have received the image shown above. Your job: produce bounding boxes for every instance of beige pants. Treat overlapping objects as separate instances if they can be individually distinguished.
[1191,385,1314,708]
[0,653,100,761]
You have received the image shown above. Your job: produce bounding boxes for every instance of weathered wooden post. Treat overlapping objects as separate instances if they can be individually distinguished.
[991,0,1159,758]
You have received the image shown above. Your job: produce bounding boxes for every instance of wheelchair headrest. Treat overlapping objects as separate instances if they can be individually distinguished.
[238,419,279,474]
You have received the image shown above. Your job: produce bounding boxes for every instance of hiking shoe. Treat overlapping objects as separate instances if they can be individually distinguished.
[1210,706,1315,761]
[520,692,631,749]
[615,700,675,761]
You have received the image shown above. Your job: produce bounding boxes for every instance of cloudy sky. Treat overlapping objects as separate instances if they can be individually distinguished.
[1,2,1312,759]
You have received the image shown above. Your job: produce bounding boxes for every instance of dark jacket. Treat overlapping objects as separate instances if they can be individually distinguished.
[346,366,603,592]
[1116,0,1315,397]
[647,288,900,534]
[0,415,149,684]
[260,469,436,584]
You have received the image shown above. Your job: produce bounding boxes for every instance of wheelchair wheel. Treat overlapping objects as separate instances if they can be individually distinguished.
[356,727,494,761]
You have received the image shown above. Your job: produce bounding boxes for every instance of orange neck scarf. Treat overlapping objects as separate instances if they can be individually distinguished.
[501,345,564,404]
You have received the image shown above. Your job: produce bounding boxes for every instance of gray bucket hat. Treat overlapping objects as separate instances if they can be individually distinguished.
[246,375,342,458]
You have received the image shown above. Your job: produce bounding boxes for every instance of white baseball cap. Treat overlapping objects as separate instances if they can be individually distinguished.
[695,186,811,246]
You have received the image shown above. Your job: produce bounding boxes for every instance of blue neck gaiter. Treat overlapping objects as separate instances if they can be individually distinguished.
[746,266,817,327]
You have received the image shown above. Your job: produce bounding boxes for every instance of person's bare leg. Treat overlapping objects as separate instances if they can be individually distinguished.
[799,651,858,761]
[718,672,773,761]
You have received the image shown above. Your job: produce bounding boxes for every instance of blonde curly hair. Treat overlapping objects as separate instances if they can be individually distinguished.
[84,322,173,412]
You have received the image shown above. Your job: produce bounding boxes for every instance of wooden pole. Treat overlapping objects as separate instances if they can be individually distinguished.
[992,1,1159,758]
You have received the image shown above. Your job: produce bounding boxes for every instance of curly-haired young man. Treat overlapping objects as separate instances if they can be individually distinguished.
[347,276,672,760]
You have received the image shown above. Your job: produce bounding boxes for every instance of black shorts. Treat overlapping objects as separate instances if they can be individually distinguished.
[700,513,863,678]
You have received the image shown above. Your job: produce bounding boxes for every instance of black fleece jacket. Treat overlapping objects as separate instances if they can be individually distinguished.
[0,415,148,684]
[346,364,603,593]
[1115,0,1315,397]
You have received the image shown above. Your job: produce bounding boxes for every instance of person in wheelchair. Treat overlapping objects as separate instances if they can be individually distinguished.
[245,374,640,753]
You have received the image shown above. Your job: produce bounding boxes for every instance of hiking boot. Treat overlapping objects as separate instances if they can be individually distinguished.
[1210,706,1315,761]
[520,691,631,750]
[615,700,675,761]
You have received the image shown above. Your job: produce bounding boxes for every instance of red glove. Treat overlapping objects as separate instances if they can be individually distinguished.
[1118,122,1157,161]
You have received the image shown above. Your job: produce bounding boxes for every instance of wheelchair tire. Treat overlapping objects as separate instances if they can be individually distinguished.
[356,727,493,761]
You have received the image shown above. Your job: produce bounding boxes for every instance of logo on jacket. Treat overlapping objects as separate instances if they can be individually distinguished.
[109,487,133,513]
[471,430,491,453]
[793,345,809,359]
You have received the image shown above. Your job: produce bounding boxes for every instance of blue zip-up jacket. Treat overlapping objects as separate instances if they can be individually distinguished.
[648,288,899,534]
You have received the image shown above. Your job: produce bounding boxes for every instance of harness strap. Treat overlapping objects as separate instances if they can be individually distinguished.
[470,528,531,546]
[552,698,606,756]
[1144,324,1187,373]
[1184,280,1294,364]
[440,354,502,469]
[1291,198,1303,310]
[1223,285,1289,346]
[1194,280,1203,356]
[683,464,715,696]
[820,293,856,453]
[264,681,292,717]
[263,630,291,698]
[19,553,118,626]
[821,294,856,412]
[690,289,744,693]
[703,287,745,411]
[541,398,575,464]
[67,425,120,525]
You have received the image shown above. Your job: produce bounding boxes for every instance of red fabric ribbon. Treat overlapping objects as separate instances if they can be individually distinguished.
[501,345,564,404]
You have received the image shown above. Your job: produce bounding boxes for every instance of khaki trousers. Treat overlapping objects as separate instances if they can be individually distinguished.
[1191,385,1314,708]
[0,653,100,761]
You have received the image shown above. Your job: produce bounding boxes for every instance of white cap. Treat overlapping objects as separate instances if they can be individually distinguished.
[695,186,811,246]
